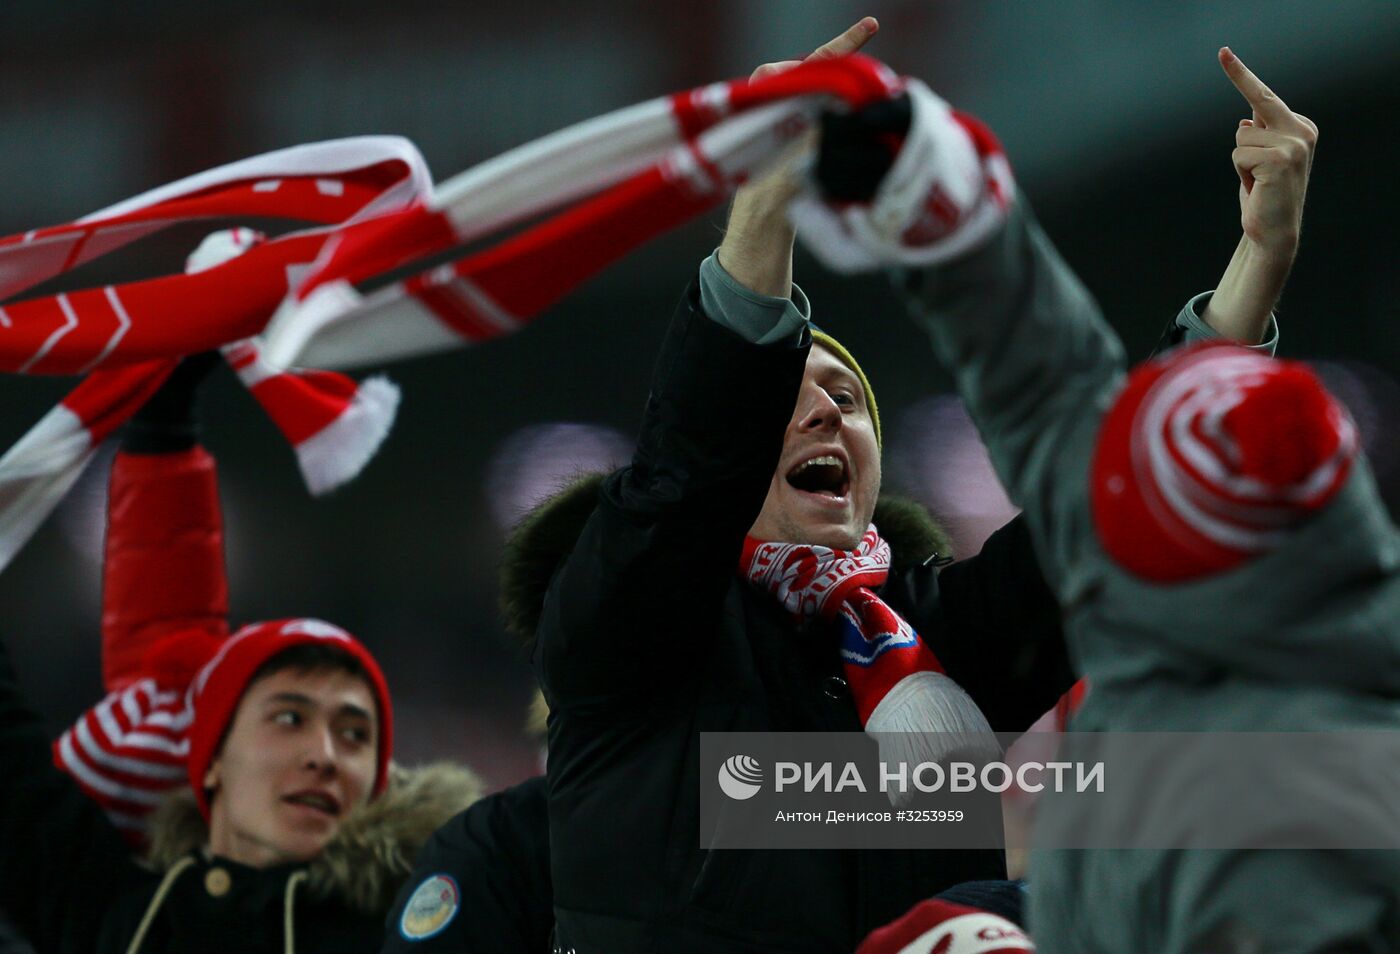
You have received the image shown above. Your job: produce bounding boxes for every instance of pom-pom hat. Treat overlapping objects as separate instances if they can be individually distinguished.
[186,618,393,819]
[857,898,1034,953]
[1091,342,1357,583]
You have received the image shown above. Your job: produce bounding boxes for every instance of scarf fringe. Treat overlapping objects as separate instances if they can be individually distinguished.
[292,374,400,496]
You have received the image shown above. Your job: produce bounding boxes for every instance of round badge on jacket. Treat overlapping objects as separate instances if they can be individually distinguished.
[399,873,460,941]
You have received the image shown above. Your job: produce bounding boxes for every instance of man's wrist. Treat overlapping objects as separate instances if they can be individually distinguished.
[699,250,809,347]
[1239,232,1298,271]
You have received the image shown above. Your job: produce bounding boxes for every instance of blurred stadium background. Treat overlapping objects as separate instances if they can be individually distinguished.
[1,0,1396,793]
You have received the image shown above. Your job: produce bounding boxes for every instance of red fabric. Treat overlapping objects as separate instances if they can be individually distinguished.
[460,165,724,320]
[60,361,177,446]
[186,618,393,820]
[1091,343,1355,582]
[740,528,947,726]
[245,370,359,445]
[0,56,899,379]
[1226,364,1343,485]
[857,899,1033,953]
[101,447,229,693]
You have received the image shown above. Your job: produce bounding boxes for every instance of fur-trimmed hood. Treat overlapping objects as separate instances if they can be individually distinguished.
[145,761,481,916]
[499,472,953,643]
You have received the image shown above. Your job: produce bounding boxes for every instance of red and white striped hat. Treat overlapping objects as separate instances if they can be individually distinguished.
[1091,342,1358,583]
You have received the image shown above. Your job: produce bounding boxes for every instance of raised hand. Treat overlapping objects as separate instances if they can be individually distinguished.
[750,16,879,82]
[1200,48,1318,344]
[1220,46,1317,257]
[718,17,879,296]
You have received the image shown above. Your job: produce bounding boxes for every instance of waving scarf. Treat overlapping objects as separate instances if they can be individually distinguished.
[0,54,903,572]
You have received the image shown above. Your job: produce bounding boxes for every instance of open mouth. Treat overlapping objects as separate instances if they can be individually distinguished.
[283,791,341,818]
[785,454,850,501]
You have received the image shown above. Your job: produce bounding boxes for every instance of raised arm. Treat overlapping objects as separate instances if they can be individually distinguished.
[537,21,878,712]
[1197,48,1317,345]
[101,353,228,691]
[798,52,1316,601]
[534,281,808,710]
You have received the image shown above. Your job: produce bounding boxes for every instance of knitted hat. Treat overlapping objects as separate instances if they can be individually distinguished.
[812,329,881,447]
[857,898,1034,953]
[1091,342,1357,583]
[186,618,394,819]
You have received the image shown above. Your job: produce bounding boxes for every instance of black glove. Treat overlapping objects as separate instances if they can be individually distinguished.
[814,94,912,203]
[122,351,222,454]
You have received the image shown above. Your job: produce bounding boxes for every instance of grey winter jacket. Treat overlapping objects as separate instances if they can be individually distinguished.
[901,202,1400,952]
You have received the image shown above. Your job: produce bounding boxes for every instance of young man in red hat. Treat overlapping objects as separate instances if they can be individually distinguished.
[809,45,1398,952]
[0,359,478,953]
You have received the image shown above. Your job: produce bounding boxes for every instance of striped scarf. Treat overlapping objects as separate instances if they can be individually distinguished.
[742,526,998,801]
[0,54,902,574]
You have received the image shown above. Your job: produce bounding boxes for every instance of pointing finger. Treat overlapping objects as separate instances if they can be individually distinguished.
[1219,47,1295,129]
[808,16,879,61]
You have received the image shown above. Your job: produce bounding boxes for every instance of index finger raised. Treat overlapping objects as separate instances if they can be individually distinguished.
[808,16,879,61]
[1219,47,1295,127]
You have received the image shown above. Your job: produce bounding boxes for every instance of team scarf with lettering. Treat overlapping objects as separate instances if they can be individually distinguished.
[741,526,998,785]
[0,54,902,573]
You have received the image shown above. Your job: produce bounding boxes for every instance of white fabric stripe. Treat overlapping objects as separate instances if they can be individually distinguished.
[267,281,461,370]
[119,686,146,725]
[75,287,134,374]
[125,679,195,731]
[1141,364,1284,551]
[0,405,95,574]
[94,696,189,756]
[137,705,195,731]
[692,98,818,184]
[228,342,278,388]
[56,734,168,805]
[661,146,716,198]
[890,913,1031,954]
[434,97,677,241]
[17,293,79,374]
[1138,350,1350,551]
[0,306,10,327]
[74,719,187,780]
[82,136,430,221]
[269,85,850,369]
[446,277,519,335]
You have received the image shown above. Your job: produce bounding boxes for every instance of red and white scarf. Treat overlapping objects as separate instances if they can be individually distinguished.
[0,54,903,572]
[742,526,997,792]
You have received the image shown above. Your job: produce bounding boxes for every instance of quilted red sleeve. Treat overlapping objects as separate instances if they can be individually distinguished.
[101,447,228,692]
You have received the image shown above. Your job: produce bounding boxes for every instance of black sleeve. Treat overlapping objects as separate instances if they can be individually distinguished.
[535,279,809,712]
[381,777,553,954]
[895,516,1074,732]
[0,638,143,951]
[121,351,220,454]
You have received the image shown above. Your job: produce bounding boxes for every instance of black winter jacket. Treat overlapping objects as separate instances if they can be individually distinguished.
[381,775,553,954]
[534,281,1073,953]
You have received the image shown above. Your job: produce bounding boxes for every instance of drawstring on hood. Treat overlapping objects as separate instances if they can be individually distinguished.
[124,856,197,954]
[283,870,307,954]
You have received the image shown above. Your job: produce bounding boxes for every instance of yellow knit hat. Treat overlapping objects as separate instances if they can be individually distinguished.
[811,329,881,448]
